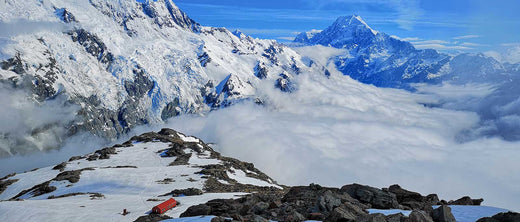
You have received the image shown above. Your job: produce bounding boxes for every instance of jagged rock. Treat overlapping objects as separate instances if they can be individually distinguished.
[211,216,232,222]
[254,63,268,79]
[341,184,399,209]
[55,168,95,183]
[275,72,295,92]
[408,210,433,222]
[161,98,181,121]
[0,179,19,195]
[180,204,212,217]
[448,196,483,205]
[476,211,520,222]
[68,156,83,161]
[386,213,409,222]
[164,188,203,197]
[250,202,269,214]
[325,202,366,222]
[198,52,211,67]
[11,181,57,199]
[284,210,306,222]
[169,153,192,166]
[250,215,269,222]
[388,185,423,204]
[133,214,172,222]
[432,205,456,222]
[95,147,117,160]
[52,162,67,171]
[357,213,387,222]
[54,8,77,23]
[425,194,440,206]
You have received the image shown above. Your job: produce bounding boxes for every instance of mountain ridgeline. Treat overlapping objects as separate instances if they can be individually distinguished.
[0,0,326,156]
[294,15,517,90]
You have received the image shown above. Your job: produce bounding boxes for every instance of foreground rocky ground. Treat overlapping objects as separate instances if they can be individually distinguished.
[0,128,517,222]
[174,183,518,222]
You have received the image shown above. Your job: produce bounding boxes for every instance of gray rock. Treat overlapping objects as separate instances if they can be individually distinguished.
[408,210,433,222]
[386,213,409,222]
[251,202,269,214]
[180,204,212,217]
[449,196,484,205]
[432,205,456,222]
[284,210,306,222]
[476,211,520,222]
[341,184,399,209]
[357,213,387,222]
[325,205,357,222]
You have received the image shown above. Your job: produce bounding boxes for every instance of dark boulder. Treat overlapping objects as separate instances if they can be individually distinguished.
[180,204,212,217]
[341,184,399,209]
[325,202,367,222]
[477,211,520,222]
[432,205,456,222]
[409,210,433,222]
[449,196,483,205]
[133,214,172,222]
[165,188,203,197]
[357,213,387,222]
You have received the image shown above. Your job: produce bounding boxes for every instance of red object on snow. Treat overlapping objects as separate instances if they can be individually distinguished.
[152,198,177,214]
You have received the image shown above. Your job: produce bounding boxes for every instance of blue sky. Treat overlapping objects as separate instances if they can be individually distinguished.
[174,0,520,55]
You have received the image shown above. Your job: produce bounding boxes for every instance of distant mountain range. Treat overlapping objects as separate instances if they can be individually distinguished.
[294,15,517,90]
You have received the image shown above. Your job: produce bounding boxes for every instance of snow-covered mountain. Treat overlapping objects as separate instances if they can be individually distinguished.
[0,128,282,221]
[0,0,328,156]
[294,15,516,89]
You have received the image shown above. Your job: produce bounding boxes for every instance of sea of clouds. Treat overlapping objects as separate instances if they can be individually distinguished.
[161,70,520,211]
[0,58,519,211]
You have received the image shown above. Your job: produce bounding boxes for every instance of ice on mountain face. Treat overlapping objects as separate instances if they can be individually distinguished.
[0,0,326,156]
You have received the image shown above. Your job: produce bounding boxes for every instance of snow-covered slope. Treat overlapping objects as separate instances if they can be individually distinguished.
[0,128,282,221]
[294,15,516,89]
[0,0,327,156]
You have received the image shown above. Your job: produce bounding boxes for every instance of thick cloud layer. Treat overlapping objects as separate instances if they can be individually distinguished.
[164,71,520,211]
[0,85,79,156]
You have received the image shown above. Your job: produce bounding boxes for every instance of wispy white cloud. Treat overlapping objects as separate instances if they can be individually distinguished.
[413,43,471,50]
[412,39,450,45]
[453,35,480,40]
[390,35,420,41]
[277,36,296,41]
[409,39,476,51]
[460,42,486,47]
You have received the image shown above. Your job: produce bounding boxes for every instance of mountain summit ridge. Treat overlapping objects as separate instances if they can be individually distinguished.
[293,15,514,89]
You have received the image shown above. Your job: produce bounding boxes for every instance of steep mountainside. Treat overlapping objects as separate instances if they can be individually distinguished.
[294,15,515,89]
[0,0,328,156]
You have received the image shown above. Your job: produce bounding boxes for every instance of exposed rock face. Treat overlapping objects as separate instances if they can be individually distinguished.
[181,183,369,221]
[387,184,440,210]
[432,205,456,222]
[477,212,520,222]
[448,196,484,206]
[341,184,400,209]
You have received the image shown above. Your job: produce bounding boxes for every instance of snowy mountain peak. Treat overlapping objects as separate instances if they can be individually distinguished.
[293,15,380,48]
[333,15,378,35]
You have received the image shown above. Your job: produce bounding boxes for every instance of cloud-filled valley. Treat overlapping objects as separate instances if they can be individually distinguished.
[160,69,520,211]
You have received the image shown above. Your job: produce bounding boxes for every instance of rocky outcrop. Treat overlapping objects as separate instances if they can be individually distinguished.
[386,184,440,210]
[448,196,484,205]
[341,184,400,209]
[432,205,456,222]
[477,212,520,222]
